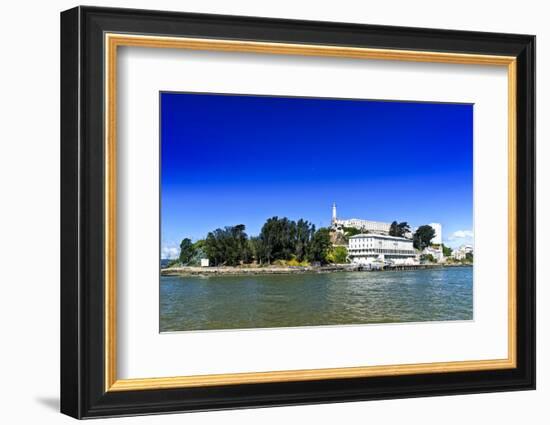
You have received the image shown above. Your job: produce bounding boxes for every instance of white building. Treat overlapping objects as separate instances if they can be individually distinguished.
[331,203,391,234]
[428,222,442,245]
[452,245,473,260]
[422,246,445,263]
[331,204,442,244]
[348,234,417,266]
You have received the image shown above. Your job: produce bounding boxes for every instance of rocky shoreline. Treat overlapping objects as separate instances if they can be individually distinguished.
[161,263,472,277]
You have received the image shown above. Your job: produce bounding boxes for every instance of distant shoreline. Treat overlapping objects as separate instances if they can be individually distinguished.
[161,263,472,277]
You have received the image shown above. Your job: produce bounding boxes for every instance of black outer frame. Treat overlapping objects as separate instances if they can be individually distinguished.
[60,6,535,419]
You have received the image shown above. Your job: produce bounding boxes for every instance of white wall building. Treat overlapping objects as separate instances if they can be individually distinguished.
[348,234,417,266]
[422,246,445,263]
[428,222,442,245]
[332,204,441,244]
[331,203,391,234]
[452,244,474,260]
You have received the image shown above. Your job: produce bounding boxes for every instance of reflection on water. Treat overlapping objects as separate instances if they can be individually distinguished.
[160,267,473,332]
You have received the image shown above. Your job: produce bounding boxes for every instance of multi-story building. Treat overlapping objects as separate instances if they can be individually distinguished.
[331,203,391,234]
[348,233,417,265]
[331,204,442,247]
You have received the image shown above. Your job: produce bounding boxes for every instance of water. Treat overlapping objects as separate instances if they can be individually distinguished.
[160,267,473,332]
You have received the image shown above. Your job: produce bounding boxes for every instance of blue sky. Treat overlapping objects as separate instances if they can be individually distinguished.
[161,92,473,258]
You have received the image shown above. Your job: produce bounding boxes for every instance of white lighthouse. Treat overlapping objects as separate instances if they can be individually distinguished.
[332,202,337,224]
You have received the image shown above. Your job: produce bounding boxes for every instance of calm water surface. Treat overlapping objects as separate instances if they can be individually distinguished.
[160,267,473,332]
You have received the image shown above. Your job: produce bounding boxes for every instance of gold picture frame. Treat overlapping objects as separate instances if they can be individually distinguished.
[104,33,517,392]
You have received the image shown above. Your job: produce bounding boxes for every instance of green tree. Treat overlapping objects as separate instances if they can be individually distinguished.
[397,222,410,236]
[421,253,435,263]
[259,217,300,264]
[248,236,266,265]
[465,252,473,262]
[295,219,315,262]
[204,229,224,266]
[389,221,411,237]
[232,224,253,264]
[193,239,205,250]
[413,225,436,250]
[307,228,332,264]
[203,224,250,266]
[186,240,206,266]
[342,226,361,240]
[202,217,326,266]
[327,246,348,264]
[442,244,452,257]
[179,238,196,265]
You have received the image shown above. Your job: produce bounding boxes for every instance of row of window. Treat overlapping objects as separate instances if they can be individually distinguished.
[339,222,389,229]
[349,249,415,255]
[350,244,413,249]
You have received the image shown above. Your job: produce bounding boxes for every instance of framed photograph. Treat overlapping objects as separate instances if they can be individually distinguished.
[60,6,535,419]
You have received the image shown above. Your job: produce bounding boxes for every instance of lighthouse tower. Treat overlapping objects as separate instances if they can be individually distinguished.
[331,202,337,224]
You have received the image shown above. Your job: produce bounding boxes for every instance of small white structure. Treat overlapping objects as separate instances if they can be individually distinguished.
[422,245,445,263]
[452,245,473,260]
[348,233,417,266]
[428,223,443,245]
[200,258,210,267]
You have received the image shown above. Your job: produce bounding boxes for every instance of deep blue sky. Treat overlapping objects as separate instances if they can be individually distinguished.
[161,92,473,257]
